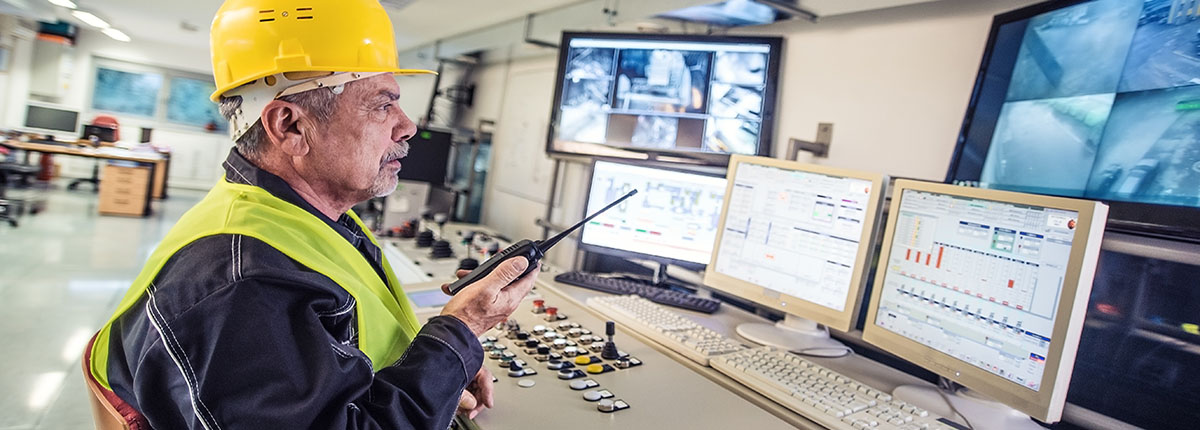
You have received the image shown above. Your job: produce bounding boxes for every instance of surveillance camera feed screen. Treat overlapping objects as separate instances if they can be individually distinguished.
[552,37,774,158]
[580,160,728,265]
[953,0,1200,209]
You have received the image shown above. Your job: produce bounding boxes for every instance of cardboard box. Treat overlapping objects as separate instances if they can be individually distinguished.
[98,163,152,217]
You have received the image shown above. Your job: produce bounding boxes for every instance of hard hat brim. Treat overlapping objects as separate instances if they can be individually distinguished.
[210,68,437,102]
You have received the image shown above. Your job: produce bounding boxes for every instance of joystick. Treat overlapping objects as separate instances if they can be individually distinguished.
[457,258,479,271]
[601,321,620,360]
[431,240,454,259]
[415,230,435,248]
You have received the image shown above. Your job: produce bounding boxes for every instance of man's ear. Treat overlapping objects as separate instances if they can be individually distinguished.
[261,100,309,157]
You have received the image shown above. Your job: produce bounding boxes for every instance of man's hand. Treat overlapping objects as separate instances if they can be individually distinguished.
[457,366,494,419]
[440,257,540,335]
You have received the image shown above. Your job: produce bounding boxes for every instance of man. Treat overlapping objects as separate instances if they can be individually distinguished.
[84,0,536,428]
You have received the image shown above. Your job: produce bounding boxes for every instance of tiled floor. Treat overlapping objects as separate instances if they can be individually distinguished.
[0,182,205,430]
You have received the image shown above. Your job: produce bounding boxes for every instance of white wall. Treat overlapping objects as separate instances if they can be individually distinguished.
[465,0,1042,268]
[741,0,1040,180]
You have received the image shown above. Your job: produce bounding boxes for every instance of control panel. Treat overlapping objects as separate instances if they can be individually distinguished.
[382,221,503,285]
[468,275,795,429]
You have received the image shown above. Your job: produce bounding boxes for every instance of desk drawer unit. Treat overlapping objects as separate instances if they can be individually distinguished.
[99,163,152,216]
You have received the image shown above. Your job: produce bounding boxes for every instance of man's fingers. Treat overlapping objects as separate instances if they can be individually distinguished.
[476,368,496,409]
[458,390,477,412]
[456,269,471,279]
[499,267,540,306]
[441,283,452,296]
[489,257,530,286]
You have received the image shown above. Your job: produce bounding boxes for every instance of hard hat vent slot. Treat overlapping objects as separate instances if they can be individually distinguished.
[259,9,275,22]
[296,7,314,20]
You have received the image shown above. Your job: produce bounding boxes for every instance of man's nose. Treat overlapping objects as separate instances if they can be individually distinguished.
[394,109,417,143]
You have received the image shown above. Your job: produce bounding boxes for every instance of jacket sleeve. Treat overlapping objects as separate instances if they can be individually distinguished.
[130,277,483,430]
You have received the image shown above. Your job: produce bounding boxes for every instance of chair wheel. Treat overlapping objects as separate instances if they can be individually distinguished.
[7,219,15,227]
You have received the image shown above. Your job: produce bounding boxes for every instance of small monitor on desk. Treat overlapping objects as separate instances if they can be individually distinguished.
[23,103,79,136]
[862,180,1108,425]
[703,155,886,353]
[579,158,728,271]
[81,124,117,143]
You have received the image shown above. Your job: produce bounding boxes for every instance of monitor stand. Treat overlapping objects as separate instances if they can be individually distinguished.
[893,382,1044,430]
[735,314,850,357]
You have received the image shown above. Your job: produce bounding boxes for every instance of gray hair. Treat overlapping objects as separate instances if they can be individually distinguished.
[217,87,342,160]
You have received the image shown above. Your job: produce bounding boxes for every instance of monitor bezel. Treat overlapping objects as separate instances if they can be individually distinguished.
[942,0,1200,242]
[23,101,80,135]
[546,31,784,166]
[861,179,1108,423]
[703,155,887,333]
[578,157,728,271]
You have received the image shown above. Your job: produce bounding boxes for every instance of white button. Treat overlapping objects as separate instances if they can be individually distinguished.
[517,380,535,388]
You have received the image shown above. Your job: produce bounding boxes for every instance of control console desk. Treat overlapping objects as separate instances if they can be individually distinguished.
[381,224,941,429]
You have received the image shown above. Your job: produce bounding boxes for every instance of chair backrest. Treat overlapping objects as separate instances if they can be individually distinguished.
[82,333,147,430]
[90,115,121,141]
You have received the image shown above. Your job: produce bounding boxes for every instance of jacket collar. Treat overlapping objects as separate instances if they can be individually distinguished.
[221,148,370,248]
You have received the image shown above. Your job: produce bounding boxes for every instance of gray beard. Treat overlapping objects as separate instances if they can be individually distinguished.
[369,174,399,198]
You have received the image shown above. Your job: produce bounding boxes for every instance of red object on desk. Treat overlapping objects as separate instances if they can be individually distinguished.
[38,153,53,180]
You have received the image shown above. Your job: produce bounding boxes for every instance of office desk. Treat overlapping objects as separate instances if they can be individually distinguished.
[1,140,170,199]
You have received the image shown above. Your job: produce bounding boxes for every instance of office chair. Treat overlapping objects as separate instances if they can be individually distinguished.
[83,334,149,430]
[0,147,36,227]
[69,115,121,192]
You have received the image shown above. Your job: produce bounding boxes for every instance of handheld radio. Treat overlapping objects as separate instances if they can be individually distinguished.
[445,189,638,295]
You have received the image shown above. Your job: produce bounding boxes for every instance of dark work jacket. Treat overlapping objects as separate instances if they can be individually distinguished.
[103,148,482,429]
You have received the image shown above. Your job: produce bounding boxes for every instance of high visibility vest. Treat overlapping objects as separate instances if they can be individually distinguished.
[89,178,421,389]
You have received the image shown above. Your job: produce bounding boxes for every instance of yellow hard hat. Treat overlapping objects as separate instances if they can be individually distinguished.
[209,0,434,101]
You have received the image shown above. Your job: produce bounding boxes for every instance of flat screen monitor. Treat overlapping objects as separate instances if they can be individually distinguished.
[578,158,728,270]
[547,32,783,165]
[704,155,885,338]
[862,180,1108,423]
[945,0,1200,239]
[398,128,452,185]
[24,104,79,134]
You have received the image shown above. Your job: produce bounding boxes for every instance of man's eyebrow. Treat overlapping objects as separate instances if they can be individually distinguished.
[374,90,401,102]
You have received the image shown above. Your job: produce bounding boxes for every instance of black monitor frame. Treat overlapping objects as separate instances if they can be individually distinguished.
[397,128,453,185]
[945,0,1200,243]
[578,157,727,271]
[24,103,80,134]
[546,31,784,166]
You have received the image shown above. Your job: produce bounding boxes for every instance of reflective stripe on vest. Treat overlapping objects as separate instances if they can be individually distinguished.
[89,178,421,389]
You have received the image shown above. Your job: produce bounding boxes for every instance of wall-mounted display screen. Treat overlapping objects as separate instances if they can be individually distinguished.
[547,32,782,165]
[947,0,1200,239]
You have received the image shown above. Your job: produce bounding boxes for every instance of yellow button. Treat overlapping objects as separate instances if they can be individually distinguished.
[574,356,592,365]
[586,364,605,374]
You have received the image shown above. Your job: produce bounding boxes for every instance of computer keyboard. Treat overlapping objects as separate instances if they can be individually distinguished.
[554,271,721,313]
[586,295,744,365]
[711,347,962,430]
